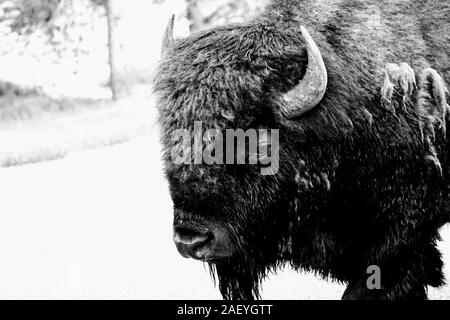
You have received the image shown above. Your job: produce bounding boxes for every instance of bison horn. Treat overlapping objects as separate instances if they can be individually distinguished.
[161,14,175,58]
[282,26,328,118]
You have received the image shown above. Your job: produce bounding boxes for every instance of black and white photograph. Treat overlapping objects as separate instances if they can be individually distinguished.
[0,0,450,306]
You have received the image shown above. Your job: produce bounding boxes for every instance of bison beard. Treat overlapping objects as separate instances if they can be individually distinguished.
[154,0,450,299]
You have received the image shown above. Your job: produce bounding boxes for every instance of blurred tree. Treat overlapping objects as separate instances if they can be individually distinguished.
[105,0,120,100]
[186,0,204,32]
[184,0,268,32]
[0,0,104,70]
[0,0,59,35]
[0,0,267,99]
[0,0,122,99]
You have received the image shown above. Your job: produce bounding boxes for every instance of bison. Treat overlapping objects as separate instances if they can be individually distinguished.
[153,0,450,299]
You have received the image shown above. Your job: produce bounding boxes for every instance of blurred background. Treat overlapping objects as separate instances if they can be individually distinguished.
[0,0,269,166]
[0,0,448,299]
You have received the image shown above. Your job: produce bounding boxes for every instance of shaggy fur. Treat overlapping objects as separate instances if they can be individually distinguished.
[154,0,450,299]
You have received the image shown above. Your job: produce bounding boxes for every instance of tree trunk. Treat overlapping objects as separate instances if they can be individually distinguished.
[105,0,120,100]
[186,0,205,32]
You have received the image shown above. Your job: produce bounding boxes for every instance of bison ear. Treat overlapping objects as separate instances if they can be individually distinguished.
[161,14,175,58]
[281,26,328,118]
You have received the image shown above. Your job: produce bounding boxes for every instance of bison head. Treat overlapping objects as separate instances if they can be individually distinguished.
[154,16,352,299]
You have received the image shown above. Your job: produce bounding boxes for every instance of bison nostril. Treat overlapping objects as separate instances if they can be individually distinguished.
[173,225,212,246]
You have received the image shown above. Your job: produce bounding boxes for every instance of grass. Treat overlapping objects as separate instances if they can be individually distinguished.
[0,87,158,167]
